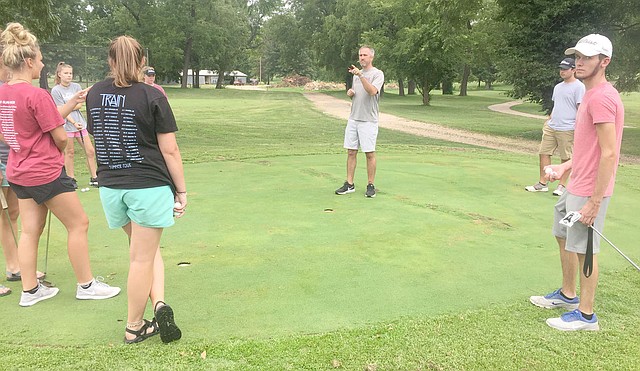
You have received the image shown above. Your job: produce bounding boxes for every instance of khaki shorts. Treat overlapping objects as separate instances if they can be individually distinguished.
[539,122,574,160]
[552,191,610,254]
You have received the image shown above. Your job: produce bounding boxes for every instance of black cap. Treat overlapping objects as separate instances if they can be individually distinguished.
[558,58,575,70]
[144,68,156,76]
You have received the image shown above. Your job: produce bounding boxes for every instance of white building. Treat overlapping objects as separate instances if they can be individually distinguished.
[179,69,247,85]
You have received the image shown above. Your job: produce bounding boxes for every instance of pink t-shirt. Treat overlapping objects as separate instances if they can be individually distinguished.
[151,83,167,97]
[568,82,624,197]
[0,83,65,186]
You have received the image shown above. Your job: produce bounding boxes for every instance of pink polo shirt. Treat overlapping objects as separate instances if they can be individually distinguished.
[568,82,624,197]
[0,83,64,186]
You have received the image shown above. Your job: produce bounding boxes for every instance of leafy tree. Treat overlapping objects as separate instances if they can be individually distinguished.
[0,0,59,38]
[261,13,314,77]
[496,0,639,113]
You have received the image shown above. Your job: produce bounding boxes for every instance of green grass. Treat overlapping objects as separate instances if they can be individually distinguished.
[3,88,640,369]
[323,85,640,157]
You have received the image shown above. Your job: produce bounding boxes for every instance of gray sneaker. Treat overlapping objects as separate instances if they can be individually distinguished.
[365,183,376,198]
[76,277,121,300]
[335,181,355,195]
[19,283,59,307]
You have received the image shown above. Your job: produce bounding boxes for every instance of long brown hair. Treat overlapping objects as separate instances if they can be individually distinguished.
[54,61,72,85]
[108,35,145,87]
[0,22,38,70]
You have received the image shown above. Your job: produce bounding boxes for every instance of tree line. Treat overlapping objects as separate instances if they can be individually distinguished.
[2,0,639,110]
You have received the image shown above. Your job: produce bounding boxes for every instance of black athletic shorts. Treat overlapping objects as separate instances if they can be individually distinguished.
[9,168,76,204]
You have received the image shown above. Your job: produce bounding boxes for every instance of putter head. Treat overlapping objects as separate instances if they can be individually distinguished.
[560,211,582,227]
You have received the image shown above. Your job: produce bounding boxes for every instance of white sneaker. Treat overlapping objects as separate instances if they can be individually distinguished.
[19,283,59,307]
[553,184,566,196]
[525,182,548,192]
[546,309,600,331]
[76,277,121,300]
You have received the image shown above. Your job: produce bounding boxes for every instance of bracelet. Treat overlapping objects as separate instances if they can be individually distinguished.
[176,191,187,194]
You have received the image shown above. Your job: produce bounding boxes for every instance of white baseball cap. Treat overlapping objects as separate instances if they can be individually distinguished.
[565,34,612,58]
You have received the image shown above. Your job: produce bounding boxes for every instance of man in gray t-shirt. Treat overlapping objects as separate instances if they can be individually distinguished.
[335,45,385,198]
[525,57,585,196]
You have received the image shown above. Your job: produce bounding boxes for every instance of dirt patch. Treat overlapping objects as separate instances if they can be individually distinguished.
[303,92,640,165]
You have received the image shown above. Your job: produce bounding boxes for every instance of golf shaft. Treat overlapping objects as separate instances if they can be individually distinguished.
[45,210,52,275]
[590,226,640,272]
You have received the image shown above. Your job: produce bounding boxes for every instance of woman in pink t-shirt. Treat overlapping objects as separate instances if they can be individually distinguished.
[0,22,120,306]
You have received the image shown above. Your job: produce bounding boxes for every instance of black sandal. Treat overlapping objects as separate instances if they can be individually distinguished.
[154,301,182,343]
[124,319,159,344]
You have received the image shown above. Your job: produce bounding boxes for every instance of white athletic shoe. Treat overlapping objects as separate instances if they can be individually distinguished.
[529,288,579,310]
[525,182,548,192]
[76,277,121,300]
[553,184,566,196]
[19,283,59,307]
[546,309,599,331]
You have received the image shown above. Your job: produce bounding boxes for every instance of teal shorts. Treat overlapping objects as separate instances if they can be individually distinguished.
[99,185,175,229]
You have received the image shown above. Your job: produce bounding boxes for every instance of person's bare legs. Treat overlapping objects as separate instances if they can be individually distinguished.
[122,224,165,309]
[149,247,165,308]
[365,151,376,185]
[538,154,552,183]
[346,149,358,185]
[557,237,579,298]
[559,158,571,187]
[15,199,47,291]
[44,192,93,284]
[77,136,98,179]
[1,187,19,274]
[123,222,163,341]
[64,138,76,179]
[577,253,598,314]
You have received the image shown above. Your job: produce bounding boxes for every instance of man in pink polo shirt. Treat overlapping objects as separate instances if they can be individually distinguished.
[529,34,624,331]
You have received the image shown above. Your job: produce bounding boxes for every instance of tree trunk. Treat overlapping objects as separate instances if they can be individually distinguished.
[215,66,226,89]
[421,79,430,105]
[422,90,430,105]
[181,37,192,88]
[398,79,405,96]
[442,79,453,95]
[193,69,200,89]
[345,72,353,91]
[485,80,493,90]
[459,64,470,96]
[39,68,49,90]
[408,79,416,95]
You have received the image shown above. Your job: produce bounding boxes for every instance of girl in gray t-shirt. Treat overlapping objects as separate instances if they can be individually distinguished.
[51,62,98,187]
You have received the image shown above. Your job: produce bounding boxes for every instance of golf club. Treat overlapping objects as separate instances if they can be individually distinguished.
[560,211,640,274]
[41,210,55,287]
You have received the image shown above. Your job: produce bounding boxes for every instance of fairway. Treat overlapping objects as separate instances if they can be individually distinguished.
[2,88,640,369]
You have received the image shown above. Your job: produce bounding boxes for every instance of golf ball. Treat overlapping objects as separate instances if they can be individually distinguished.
[545,168,558,178]
[80,188,89,192]
[174,202,182,209]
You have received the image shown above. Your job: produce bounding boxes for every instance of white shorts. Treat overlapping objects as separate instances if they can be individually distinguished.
[343,119,378,153]
[552,191,610,254]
